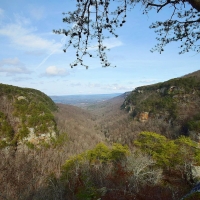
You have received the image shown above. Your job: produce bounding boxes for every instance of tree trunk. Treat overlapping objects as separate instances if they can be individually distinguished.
[188,0,200,11]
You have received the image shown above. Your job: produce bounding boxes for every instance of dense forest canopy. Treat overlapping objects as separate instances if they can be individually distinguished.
[54,0,200,68]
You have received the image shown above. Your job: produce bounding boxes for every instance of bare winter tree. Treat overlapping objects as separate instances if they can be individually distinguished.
[126,152,162,192]
[53,0,200,68]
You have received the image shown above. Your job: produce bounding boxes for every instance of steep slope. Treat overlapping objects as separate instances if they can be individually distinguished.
[0,85,106,200]
[183,69,200,78]
[1,73,200,199]
[0,83,57,148]
[86,93,138,145]
[122,70,200,140]
[54,103,105,155]
[0,83,105,151]
[84,70,200,145]
[86,92,178,145]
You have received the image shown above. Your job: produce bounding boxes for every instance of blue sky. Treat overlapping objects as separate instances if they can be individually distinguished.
[0,0,199,95]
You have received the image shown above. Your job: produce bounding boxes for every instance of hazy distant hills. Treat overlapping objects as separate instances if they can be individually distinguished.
[50,93,123,107]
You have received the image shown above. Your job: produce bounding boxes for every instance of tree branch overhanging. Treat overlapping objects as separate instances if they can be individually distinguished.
[54,0,200,68]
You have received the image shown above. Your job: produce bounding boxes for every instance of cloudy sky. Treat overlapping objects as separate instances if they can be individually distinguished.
[0,0,199,95]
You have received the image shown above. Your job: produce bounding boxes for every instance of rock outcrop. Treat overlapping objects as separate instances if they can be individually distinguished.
[0,83,57,148]
[138,112,149,122]
[122,70,200,140]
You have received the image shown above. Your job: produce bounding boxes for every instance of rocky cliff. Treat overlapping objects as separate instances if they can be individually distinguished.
[122,70,200,140]
[0,83,57,148]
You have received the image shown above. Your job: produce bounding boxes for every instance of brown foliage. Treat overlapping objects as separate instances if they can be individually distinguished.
[54,104,105,155]
[0,95,195,199]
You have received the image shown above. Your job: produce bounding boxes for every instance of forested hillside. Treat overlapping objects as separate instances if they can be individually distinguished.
[0,83,57,149]
[121,71,200,141]
[0,84,106,199]
[1,71,200,199]
[54,104,105,155]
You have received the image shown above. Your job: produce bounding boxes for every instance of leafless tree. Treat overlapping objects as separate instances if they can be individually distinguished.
[126,151,163,192]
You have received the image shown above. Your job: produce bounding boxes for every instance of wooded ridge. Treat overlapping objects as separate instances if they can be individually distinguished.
[1,70,200,199]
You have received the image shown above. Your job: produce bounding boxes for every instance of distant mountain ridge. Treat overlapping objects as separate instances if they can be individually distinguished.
[50,93,122,107]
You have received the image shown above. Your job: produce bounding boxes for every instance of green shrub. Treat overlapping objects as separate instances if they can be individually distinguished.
[51,132,68,147]
[25,141,35,149]
[19,125,29,139]
[62,142,130,174]
[0,112,14,140]
[187,114,200,132]
[134,132,200,170]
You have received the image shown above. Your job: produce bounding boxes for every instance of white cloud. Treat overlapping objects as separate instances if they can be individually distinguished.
[104,38,123,49]
[25,50,45,56]
[0,57,21,67]
[14,14,31,25]
[0,57,31,75]
[103,83,133,91]
[0,67,29,75]
[29,6,45,20]
[44,66,68,76]
[139,79,157,84]
[70,82,81,87]
[11,77,32,82]
[0,8,4,18]
[69,82,131,92]
[110,54,125,61]
[0,23,62,53]
[87,83,101,88]
[88,37,123,51]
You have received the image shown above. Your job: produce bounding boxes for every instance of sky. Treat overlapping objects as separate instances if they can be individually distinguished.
[0,0,199,95]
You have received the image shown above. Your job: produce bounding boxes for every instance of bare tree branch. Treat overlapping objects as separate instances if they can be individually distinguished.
[54,0,200,68]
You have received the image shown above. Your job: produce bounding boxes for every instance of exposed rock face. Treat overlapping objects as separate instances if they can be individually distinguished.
[156,87,167,94]
[17,96,27,101]
[138,112,149,122]
[122,71,200,142]
[137,89,143,94]
[22,127,56,145]
[128,105,134,113]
